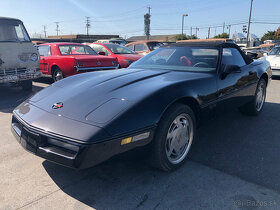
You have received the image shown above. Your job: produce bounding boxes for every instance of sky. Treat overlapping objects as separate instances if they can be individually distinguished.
[1,0,280,39]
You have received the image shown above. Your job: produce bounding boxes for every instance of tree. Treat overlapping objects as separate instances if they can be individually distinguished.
[214,33,229,38]
[261,31,276,41]
[275,27,280,37]
[174,34,198,41]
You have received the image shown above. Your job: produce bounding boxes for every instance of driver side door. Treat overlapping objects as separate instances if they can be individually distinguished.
[217,47,258,110]
[38,45,51,75]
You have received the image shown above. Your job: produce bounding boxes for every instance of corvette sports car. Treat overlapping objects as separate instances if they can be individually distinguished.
[11,40,272,171]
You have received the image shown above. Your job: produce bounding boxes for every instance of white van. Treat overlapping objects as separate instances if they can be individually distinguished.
[0,17,41,91]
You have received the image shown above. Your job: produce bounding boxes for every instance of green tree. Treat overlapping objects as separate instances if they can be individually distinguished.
[174,34,198,41]
[214,33,229,38]
[174,34,187,41]
[261,31,276,41]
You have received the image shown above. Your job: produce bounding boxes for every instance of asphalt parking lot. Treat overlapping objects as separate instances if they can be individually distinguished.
[1,78,280,210]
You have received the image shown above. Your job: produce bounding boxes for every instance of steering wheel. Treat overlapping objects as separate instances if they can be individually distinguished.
[193,62,210,68]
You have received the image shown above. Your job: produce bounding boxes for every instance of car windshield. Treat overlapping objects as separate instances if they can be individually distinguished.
[0,19,30,42]
[147,42,164,51]
[59,45,97,55]
[104,44,137,54]
[268,47,280,56]
[129,46,219,72]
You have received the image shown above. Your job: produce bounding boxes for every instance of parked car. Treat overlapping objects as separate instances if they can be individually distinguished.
[262,46,280,76]
[125,41,164,55]
[88,43,142,68]
[259,43,275,52]
[243,47,262,59]
[11,40,272,171]
[0,17,41,91]
[38,43,118,82]
[95,39,127,46]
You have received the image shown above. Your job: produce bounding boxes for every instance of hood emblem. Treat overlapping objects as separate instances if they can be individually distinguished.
[52,102,63,109]
[97,60,101,65]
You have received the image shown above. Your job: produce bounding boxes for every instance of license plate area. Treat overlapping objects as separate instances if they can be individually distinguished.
[21,127,40,153]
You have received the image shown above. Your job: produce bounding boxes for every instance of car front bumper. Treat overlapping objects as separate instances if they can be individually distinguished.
[272,68,280,76]
[11,114,154,169]
[0,68,42,83]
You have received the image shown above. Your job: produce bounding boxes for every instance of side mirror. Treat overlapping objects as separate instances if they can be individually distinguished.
[246,51,258,59]
[222,64,241,79]
[98,51,106,56]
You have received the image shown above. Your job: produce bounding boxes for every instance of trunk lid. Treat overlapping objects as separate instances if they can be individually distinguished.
[73,55,117,68]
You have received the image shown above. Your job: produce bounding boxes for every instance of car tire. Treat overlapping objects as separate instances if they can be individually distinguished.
[20,80,32,91]
[151,103,196,171]
[52,67,64,82]
[239,78,266,116]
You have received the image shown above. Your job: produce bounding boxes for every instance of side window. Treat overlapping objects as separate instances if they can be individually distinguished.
[127,45,134,50]
[222,48,246,67]
[135,44,148,52]
[38,45,51,57]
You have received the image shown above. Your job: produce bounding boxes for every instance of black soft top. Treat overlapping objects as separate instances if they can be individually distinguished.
[166,41,237,48]
[163,41,253,64]
[0,17,21,22]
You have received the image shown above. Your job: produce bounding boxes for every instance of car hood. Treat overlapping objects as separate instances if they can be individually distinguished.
[26,68,208,127]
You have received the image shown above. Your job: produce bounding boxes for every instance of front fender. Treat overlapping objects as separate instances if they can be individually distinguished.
[102,82,200,137]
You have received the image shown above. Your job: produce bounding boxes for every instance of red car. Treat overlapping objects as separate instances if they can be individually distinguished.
[88,43,143,68]
[38,43,119,82]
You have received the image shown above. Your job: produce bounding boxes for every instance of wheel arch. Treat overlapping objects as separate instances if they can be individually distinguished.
[51,65,60,75]
[260,73,268,85]
[159,96,201,127]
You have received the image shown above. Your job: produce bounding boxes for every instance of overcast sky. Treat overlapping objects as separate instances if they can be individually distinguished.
[1,0,280,39]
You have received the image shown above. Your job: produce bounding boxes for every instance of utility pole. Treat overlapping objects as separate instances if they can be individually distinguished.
[42,25,47,38]
[223,22,225,33]
[247,0,253,47]
[190,27,192,37]
[214,27,217,36]
[144,6,151,40]
[86,17,91,36]
[181,14,188,38]
[208,27,210,39]
[195,27,199,37]
[147,6,151,40]
[55,22,59,36]
[227,25,231,38]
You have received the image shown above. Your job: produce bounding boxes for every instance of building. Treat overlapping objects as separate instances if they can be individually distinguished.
[127,34,178,42]
[32,34,120,44]
[232,32,260,47]
[232,33,246,42]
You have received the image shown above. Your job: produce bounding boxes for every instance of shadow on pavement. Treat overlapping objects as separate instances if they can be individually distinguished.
[34,77,53,85]
[0,83,45,113]
[43,102,280,209]
[190,102,280,191]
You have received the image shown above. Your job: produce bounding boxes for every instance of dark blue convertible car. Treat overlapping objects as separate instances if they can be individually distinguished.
[11,40,272,171]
